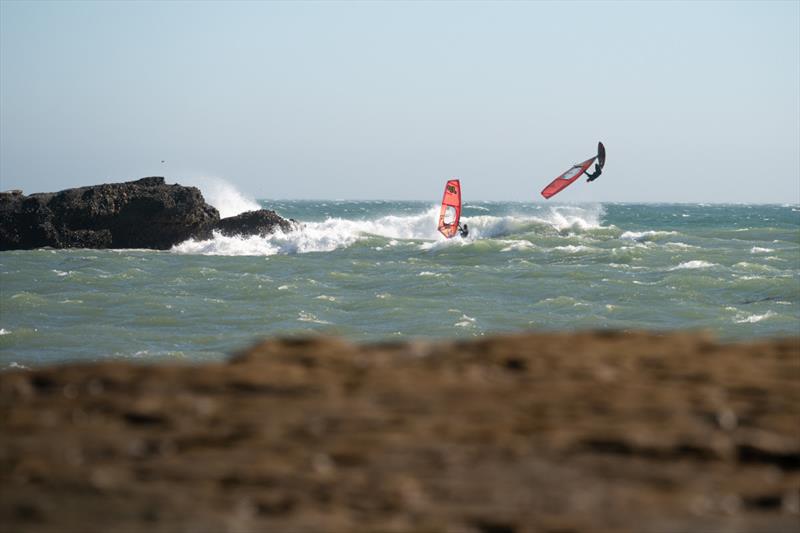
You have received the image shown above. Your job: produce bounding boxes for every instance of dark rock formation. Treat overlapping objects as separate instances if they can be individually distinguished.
[1,331,798,533]
[212,209,295,238]
[0,177,292,250]
[0,177,218,250]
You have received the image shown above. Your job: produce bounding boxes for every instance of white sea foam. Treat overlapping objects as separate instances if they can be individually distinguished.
[454,314,476,328]
[172,203,609,256]
[175,207,442,256]
[297,311,330,324]
[665,242,699,250]
[438,204,604,243]
[620,230,677,242]
[419,237,470,251]
[534,204,605,231]
[735,311,777,324]
[734,262,776,272]
[184,177,261,218]
[172,232,284,255]
[0,328,10,335]
[8,362,28,370]
[500,240,535,252]
[670,260,716,270]
[553,245,594,253]
[616,243,654,255]
[750,247,774,254]
[127,350,186,359]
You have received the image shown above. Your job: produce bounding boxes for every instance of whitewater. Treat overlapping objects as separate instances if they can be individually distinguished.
[1,186,798,367]
[173,202,606,256]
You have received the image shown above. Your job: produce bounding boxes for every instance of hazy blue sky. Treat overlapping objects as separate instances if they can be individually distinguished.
[1,0,798,203]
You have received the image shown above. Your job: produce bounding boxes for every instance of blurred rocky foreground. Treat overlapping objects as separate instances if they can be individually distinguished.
[1,331,798,533]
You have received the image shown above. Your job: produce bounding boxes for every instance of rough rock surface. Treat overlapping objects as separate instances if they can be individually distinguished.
[0,177,292,250]
[212,209,295,238]
[1,331,798,533]
[0,177,218,250]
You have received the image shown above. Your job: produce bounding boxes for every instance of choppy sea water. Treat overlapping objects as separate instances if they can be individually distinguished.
[1,200,798,367]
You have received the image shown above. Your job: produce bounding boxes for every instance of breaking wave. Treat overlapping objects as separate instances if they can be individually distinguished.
[620,230,678,242]
[734,311,777,324]
[183,177,261,218]
[669,260,717,270]
[172,204,608,256]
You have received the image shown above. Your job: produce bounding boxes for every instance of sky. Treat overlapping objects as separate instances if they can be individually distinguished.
[1,0,798,203]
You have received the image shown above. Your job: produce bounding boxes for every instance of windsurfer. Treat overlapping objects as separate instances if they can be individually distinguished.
[458,223,469,238]
[586,163,602,182]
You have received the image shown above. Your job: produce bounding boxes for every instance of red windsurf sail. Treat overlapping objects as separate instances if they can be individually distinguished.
[437,179,461,238]
[540,156,596,199]
[541,142,606,199]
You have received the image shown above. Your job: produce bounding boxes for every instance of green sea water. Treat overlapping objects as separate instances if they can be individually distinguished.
[1,201,798,367]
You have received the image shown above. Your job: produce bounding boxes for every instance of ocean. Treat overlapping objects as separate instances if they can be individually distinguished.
[1,196,798,368]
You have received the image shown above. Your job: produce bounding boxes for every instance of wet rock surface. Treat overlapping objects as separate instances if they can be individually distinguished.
[0,177,291,250]
[211,209,295,238]
[1,331,798,532]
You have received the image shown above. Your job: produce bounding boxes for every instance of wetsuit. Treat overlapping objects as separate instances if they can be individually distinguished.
[586,163,602,182]
[458,224,469,238]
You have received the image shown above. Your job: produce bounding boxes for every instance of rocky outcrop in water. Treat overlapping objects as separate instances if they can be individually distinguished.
[212,209,295,238]
[1,331,798,533]
[0,177,292,250]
